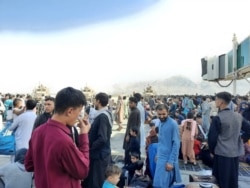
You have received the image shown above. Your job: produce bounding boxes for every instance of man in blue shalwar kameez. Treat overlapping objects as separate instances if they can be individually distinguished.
[153,104,181,188]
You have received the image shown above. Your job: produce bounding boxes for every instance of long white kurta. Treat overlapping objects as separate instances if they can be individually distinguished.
[137,102,145,147]
[153,117,181,188]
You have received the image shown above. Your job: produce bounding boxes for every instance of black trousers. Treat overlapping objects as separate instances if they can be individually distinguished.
[212,155,239,188]
[82,155,110,188]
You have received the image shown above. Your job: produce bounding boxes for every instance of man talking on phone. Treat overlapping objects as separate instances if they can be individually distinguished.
[25,87,90,188]
[83,92,113,188]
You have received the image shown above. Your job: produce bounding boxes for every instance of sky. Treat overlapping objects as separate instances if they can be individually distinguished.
[0,0,250,94]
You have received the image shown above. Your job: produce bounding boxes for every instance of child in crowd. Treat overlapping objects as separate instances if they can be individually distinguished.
[181,112,198,165]
[117,152,144,188]
[125,126,140,165]
[102,165,122,188]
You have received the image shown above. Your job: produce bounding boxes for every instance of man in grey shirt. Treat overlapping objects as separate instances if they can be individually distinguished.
[9,99,37,151]
[210,92,244,188]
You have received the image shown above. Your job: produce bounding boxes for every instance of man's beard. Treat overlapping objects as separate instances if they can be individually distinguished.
[159,117,168,122]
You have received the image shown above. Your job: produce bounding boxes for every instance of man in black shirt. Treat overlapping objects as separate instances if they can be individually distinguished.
[33,96,55,130]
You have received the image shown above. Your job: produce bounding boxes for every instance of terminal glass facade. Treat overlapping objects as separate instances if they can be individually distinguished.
[237,36,250,69]
[228,50,233,73]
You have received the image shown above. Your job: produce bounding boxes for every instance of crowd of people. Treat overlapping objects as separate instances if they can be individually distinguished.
[0,90,250,188]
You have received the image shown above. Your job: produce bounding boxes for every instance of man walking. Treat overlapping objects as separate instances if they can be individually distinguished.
[153,104,181,188]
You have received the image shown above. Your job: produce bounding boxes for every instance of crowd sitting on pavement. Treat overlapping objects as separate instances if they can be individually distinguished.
[0,90,250,187]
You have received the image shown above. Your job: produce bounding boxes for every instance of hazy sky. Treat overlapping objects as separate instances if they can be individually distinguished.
[0,0,250,94]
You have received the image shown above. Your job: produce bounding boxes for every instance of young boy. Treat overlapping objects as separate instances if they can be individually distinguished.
[127,126,141,161]
[117,152,144,188]
[102,165,121,188]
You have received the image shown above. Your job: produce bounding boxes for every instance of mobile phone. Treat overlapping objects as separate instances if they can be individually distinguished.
[78,108,85,119]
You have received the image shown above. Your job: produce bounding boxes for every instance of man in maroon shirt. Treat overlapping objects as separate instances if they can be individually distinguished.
[25,87,90,188]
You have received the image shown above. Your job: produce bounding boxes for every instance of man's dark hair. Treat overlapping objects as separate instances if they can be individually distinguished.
[156,104,169,111]
[13,98,22,107]
[130,152,140,159]
[129,96,138,104]
[149,122,155,127]
[187,112,194,119]
[211,96,215,101]
[85,105,91,115]
[26,99,37,110]
[45,96,55,102]
[133,93,142,102]
[95,92,109,107]
[135,160,144,170]
[54,87,87,114]
[216,92,231,105]
[15,148,28,164]
[196,113,202,118]
[175,109,180,114]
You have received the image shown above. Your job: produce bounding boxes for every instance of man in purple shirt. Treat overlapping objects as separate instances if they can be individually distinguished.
[25,87,90,188]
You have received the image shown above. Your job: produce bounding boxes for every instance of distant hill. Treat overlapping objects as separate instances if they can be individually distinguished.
[111,75,250,96]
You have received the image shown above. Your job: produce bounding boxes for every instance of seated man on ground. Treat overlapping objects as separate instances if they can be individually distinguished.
[0,148,33,188]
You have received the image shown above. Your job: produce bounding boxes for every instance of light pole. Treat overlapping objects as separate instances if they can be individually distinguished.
[232,34,238,95]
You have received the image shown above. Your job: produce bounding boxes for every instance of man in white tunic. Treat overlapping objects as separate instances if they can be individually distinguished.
[134,93,145,147]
